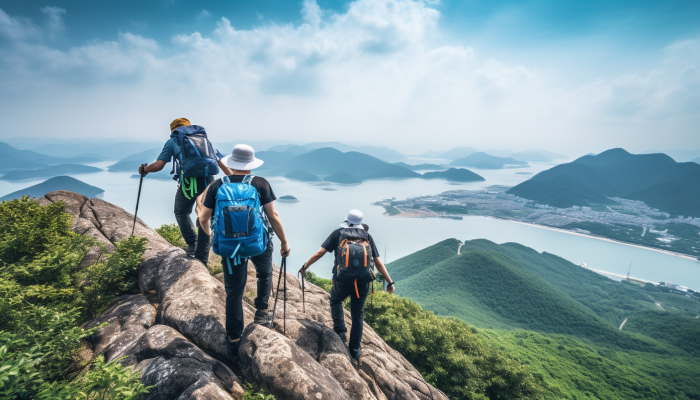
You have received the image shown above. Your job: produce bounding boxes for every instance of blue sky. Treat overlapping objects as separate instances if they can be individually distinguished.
[0,0,698,153]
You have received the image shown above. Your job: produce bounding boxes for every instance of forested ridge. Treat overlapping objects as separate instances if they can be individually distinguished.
[388,238,700,399]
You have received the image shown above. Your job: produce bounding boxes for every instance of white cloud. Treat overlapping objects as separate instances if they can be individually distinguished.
[0,0,697,154]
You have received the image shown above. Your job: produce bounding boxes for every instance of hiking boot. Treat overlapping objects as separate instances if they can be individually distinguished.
[186,243,196,257]
[337,331,347,343]
[228,338,241,358]
[350,347,361,360]
[254,309,271,326]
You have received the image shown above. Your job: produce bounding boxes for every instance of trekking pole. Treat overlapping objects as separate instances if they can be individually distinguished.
[283,257,287,335]
[270,257,287,335]
[132,164,148,236]
[298,267,306,314]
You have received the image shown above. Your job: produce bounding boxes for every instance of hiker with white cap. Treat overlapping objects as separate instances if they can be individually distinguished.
[198,144,291,357]
[300,210,395,360]
[138,118,229,264]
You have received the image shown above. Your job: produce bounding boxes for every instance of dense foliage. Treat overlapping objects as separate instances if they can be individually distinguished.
[306,273,551,399]
[0,196,149,399]
[155,223,187,249]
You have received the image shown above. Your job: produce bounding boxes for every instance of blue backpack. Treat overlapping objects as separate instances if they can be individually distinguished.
[171,125,220,198]
[212,175,269,273]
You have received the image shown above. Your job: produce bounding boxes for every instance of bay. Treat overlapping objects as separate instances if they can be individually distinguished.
[1,160,698,290]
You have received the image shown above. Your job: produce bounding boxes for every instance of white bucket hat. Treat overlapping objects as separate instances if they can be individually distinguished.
[221,144,264,170]
[340,209,364,228]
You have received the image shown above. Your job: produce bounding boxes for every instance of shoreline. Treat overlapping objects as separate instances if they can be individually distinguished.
[385,210,698,262]
[492,217,698,262]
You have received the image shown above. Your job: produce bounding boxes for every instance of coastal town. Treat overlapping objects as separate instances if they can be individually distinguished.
[374,186,700,259]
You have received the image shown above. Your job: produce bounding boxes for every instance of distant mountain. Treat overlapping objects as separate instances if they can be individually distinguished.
[284,170,320,181]
[509,151,552,162]
[508,148,700,217]
[422,168,485,182]
[450,152,528,169]
[257,147,419,182]
[108,149,162,172]
[418,150,442,157]
[32,141,162,160]
[1,164,102,181]
[436,146,478,160]
[393,162,446,171]
[641,149,700,163]
[304,142,405,162]
[0,142,101,172]
[0,176,104,201]
[693,157,700,164]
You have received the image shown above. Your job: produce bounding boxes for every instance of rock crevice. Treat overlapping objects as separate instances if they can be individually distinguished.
[43,191,448,400]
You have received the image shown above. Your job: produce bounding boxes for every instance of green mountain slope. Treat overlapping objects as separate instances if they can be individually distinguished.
[0,176,104,201]
[396,249,619,340]
[508,148,700,217]
[387,238,700,399]
[389,238,461,281]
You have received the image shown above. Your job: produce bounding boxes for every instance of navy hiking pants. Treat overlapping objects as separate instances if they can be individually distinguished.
[330,280,370,351]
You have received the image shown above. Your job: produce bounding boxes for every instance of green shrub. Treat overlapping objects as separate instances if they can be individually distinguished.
[83,236,147,319]
[364,292,550,400]
[155,223,187,249]
[0,197,148,399]
[305,272,332,293]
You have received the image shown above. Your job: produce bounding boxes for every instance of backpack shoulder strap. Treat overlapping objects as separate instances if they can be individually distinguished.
[222,175,231,184]
[243,175,254,185]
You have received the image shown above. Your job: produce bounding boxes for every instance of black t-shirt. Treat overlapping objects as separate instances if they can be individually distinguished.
[322,228,380,258]
[203,175,276,209]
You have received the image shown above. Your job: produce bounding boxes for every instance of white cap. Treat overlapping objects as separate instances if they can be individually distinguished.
[221,144,264,170]
[340,209,364,228]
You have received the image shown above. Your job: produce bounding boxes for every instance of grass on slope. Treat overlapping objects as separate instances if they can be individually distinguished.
[395,249,633,346]
[387,238,461,281]
[480,330,700,400]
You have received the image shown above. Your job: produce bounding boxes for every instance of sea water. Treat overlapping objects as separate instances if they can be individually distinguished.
[1,161,698,290]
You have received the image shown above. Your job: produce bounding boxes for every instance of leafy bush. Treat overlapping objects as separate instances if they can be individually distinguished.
[83,236,146,319]
[305,271,332,293]
[365,292,550,400]
[155,223,187,249]
[302,271,549,399]
[0,197,148,399]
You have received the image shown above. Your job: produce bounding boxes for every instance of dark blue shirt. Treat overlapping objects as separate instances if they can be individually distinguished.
[156,138,179,163]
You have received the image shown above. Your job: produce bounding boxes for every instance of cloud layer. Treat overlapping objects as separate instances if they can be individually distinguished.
[0,0,697,153]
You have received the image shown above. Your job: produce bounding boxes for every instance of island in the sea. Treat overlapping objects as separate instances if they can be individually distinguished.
[0,176,105,201]
[278,195,300,203]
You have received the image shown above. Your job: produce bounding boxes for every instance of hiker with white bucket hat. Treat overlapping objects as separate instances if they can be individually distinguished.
[198,144,291,357]
[300,209,395,360]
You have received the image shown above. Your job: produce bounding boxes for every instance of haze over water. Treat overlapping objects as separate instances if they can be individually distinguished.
[2,160,697,290]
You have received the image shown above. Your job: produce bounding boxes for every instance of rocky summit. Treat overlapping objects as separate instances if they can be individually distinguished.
[39,190,449,400]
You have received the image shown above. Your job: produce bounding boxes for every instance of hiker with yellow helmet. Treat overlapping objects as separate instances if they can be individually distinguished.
[138,118,231,264]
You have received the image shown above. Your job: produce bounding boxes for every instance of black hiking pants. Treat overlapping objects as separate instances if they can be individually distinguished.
[173,178,213,262]
[330,280,370,351]
[223,241,274,341]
